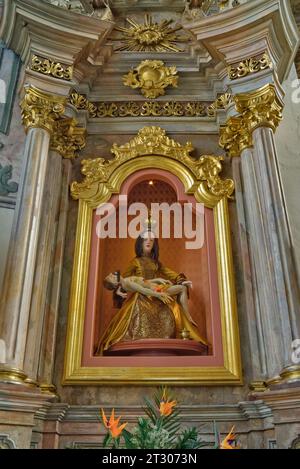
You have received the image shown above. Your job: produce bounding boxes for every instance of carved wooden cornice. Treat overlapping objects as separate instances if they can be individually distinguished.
[0,0,114,89]
[184,0,299,83]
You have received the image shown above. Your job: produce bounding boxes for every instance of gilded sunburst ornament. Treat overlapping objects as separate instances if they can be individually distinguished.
[113,14,188,52]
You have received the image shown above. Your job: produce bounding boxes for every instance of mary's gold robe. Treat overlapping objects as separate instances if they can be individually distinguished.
[96,256,207,354]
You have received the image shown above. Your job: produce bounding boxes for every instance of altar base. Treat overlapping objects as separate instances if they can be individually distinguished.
[104,339,208,356]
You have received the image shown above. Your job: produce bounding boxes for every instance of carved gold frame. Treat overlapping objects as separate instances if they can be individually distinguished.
[63,126,242,385]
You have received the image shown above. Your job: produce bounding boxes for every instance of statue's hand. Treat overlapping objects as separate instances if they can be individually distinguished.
[182,280,192,288]
[156,292,173,304]
[116,286,127,299]
[153,278,172,285]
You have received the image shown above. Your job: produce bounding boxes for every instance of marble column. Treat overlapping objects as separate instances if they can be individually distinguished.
[0,86,66,383]
[22,150,63,385]
[220,84,300,385]
[37,158,72,394]
[231,156,266,383]
[24,116,85,389]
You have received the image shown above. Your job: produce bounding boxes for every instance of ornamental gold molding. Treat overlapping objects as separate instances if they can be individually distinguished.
[123,60,178,99]
[69,91,97,115]
[219,115,252,158]
[207,93,233,117]
[0,366,27,385]
[196,155,234,199]
[113,14,188,52]
[21,86,66,133]
[234,84,283,133]
[70,92,212,117]
[51,118,86,159]
[30,55,73,81]
[65,125,241,385]
[219,84,283,157]
[95,101,209,118]
[249,381,268,393]
[227,52,272,80]
[71,126,234,203]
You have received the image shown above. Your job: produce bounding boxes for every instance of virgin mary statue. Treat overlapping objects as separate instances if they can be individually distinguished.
[96,231,207,355]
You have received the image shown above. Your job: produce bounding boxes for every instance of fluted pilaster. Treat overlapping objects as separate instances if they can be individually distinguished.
[220,84,300,386]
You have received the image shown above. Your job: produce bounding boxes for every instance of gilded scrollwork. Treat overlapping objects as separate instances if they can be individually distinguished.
[227,52,272,80]
[123,60,178,99]
[69,91,89,110]
[95,101,208,117]
[207,93,233,117]
[110,126,193,161]
[193,155,234,199]
[31,55,73,81]
[51,118,86,159]
[69,92,211,117]
[219,116,252,158]
[20,86,66,133]
[71,126,234,202]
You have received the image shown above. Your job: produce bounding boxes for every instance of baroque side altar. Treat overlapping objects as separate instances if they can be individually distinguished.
[0,0,299,449]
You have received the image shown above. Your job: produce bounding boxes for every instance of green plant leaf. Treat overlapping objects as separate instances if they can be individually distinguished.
[175,427,206,449]
[103,432,112,448]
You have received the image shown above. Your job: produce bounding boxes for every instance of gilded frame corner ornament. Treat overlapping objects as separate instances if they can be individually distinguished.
[64,126,242,386]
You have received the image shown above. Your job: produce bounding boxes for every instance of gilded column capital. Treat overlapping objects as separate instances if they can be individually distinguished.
[20,86,66,134]
[234,84,283,134]
[51,118,86,159]
[219,115,253,158]
[219,84,284,157]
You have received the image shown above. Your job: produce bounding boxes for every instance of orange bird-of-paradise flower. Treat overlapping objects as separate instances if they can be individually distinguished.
[220,426,240,449]
[101,408,127,438]
[159,388,177,417]
[159,400,177,416]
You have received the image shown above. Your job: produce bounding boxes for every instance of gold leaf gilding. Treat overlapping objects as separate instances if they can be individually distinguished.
[123,60,178,99]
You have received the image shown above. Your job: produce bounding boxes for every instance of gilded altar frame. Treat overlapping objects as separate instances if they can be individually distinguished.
[63,126,242,385]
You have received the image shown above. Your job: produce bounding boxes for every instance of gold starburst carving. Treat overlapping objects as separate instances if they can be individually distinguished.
[114,14,188,52]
